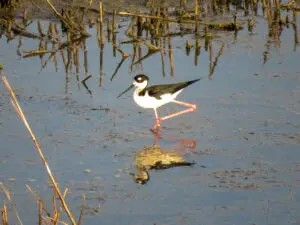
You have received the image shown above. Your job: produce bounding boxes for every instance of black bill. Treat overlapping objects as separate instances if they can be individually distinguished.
[117,84,134,98]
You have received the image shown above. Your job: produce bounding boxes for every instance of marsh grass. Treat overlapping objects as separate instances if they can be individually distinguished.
[1,74,79,225]
[0,0,299,223]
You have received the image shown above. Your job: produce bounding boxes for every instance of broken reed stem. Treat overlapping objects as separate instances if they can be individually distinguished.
[44,216,69,225]
[25,184,51,216]
[167,24,174,76]
[45,0,64,21]
[99,1,103,24]
[77,195,86,225]
[119,11,244,29]
[37,20,45,37]
[80,0,94,24]
[39,200,43,225]
[125,17,136,36]
[209,42,225,77]
[1,76,77,225]
[1,202,8,225]
[109,41,129,57]
[194,0,198,16]
[136,39,161,51]
[113,9,117,33]
[53,189,58,225]
[0,182,24,225]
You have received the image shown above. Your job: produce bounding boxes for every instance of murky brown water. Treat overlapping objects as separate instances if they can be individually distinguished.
[0,0,300,224]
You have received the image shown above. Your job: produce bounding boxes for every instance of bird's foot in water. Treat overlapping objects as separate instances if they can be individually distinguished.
[151,119,162,132]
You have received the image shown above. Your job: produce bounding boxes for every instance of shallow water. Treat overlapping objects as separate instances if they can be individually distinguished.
[0,2,300,225]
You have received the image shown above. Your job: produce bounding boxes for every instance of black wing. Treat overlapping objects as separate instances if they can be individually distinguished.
[139,79,201,100]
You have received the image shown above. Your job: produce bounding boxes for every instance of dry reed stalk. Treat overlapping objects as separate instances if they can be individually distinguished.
[99,42,104,86]
[43,216,69,225]
[107,18,111,41]
[125,17,136,36]
[46,0,89,37]
[52,189,58,225]
[63,187,69,198]
[110,56,130,80]
[1,202,8,225]
[80,0,94,24]
[112,32,117,57]
[209,42,224,78]
[160,39,166,77]
[0,182,24,225]
[119,11,244,29]
[273,0,279,8]
[113,9,117,33]
[292,9,299,46]
[194,0,198,16]
[100,22,105,46]
[77,195,86,225]
[98,1,105,46]
[209,41,213,74]
[109,41,129,57]
[74,47,80,74]
[6,20,12,38]
[83,40,88,74]
[39,200,43,225]
[26,184,51,216]
[46,0,65,22]
[194,39,201,66]
[22,49,56,58]
[37,20,46,37]
[52,43,58,72]
[167,24,174,76]
[1,76,77,225]
[54,24,68,69]
[130,43,137,72]
[138,42,143,68]
[293,9,297,22]
[99,1,103,24]
[135,39,161,51]
[155,7,161,35]
[47,22,54,39]
[185,40,192,55]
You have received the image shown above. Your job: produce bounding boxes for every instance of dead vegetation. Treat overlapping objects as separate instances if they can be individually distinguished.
[0,0,299,222]
[0,0,297,82]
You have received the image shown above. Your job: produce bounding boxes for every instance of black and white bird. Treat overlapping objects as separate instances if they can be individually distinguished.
[118,74,201,130]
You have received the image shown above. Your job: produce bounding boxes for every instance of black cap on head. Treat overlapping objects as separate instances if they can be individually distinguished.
[134,74,149,83]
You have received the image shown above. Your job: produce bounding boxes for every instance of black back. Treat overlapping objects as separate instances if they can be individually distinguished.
[139,78,201,99]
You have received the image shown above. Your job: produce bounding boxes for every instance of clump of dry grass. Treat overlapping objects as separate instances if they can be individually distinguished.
[1,73,83,225]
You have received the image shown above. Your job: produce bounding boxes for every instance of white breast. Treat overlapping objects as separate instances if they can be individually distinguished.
[133,89,182,109]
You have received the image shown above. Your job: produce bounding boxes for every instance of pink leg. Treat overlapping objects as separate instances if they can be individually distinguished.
[151,108,161,130]
[160,100,196,121]
[172,100,197,109]
[151,100,197,130]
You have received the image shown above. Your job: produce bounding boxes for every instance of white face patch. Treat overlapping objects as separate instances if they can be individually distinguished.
[133,80,148,89]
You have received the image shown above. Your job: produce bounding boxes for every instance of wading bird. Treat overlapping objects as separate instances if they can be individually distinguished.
[118,74,201,130]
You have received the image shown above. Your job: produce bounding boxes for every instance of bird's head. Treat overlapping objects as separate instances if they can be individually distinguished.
[133,74,149,89]
[117,74,149,98]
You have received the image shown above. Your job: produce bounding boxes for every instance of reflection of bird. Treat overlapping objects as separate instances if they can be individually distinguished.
[134,144,194,184]
[118,74,201,130]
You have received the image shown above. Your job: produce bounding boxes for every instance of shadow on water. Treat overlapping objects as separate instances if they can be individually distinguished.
[0,0,300,224]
